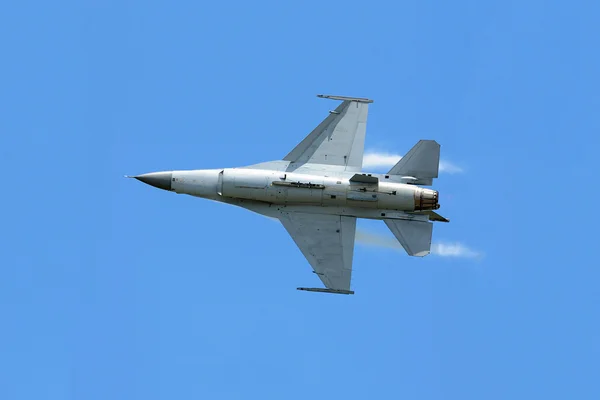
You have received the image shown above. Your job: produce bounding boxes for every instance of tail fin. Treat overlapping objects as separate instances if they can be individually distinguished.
[387,140,440,186]
[384,219,433,257]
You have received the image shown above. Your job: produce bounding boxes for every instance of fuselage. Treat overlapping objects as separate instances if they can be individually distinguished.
[129,94,446,294]
[170,165,439,217]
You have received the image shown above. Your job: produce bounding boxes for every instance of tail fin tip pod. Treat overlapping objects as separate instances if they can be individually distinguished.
[387,140,440,186]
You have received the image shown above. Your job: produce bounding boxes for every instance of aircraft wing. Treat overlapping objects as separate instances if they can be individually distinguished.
[283,95,372,172]
[279,211,356,293]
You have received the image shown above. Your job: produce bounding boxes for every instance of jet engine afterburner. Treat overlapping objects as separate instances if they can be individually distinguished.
[414,188,440,210]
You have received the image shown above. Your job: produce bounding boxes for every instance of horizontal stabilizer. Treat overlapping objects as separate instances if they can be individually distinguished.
[409,210,450,223]
[423,210,450,223]
[349,173,378,184]
[297,287,355,295]
[387,140,440,186]
[384,219,433,257]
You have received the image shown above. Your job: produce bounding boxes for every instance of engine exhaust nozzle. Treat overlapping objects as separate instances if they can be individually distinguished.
[415,188,440,211]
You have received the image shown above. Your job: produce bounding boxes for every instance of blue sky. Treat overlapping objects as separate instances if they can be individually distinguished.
[1,1,599,399]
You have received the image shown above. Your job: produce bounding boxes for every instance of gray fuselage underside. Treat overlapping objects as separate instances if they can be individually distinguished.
[170,161,438,222]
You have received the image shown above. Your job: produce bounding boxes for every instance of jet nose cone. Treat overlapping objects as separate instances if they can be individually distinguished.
[134,171,173,191]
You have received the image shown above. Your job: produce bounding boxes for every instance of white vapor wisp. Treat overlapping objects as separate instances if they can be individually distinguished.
[355,229,481,259]
[363,151,463,173]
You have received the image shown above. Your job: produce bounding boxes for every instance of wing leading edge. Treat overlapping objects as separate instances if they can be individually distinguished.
[283,95,372,172]
[278,212,356,293]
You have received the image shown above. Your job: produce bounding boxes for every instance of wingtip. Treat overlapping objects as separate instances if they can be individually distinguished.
[316,94,373,103]
[297,287,355,295]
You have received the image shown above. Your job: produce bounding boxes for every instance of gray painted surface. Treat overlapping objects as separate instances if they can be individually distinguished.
[387,140,440,186]
[279,212,355,291]
[384,219,433,257]
[130,95,449,294]
[283,96,368,172]
[134,172,173,191]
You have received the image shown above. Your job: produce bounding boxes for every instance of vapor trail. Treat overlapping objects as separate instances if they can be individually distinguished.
[356,229,481,259]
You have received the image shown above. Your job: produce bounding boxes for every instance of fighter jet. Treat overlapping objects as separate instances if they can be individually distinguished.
[130,95,449,295]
